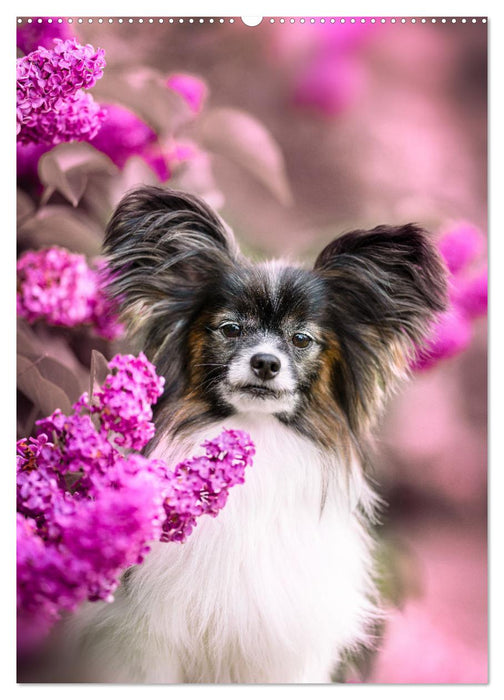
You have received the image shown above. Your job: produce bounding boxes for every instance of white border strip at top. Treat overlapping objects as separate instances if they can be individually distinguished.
[16,16,489,24]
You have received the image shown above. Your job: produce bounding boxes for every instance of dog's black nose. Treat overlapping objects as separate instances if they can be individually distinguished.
[250,353,281,381]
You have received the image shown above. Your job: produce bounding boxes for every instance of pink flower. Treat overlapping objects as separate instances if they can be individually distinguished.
[56,464,163,602]
[294,52,363,116]
[413,224,487,371]
[412,308,473,371]
[87,105,198,183]
[166,73,207,114]
[16,433,51,471]
[451,266,488,319]
[16,247,124,340]
[17,38,106,145]
[163,139,198,168]
[438,223,485,275]
[272,18,371,63]
[93,352,165,451]
[17,353,255,647]
[166,140,198,162]
[89,103,170,181]
[17,514,81,650]
[17,438,64,524]
[161,429,255,542]
[275,21,371,116]
[17,247,96,325]
[18,90,107,146]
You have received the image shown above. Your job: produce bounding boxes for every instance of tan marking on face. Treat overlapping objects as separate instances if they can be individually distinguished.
[187,323,209,390]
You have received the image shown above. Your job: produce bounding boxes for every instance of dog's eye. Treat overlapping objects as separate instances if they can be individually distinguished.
[292,332,312,349]
[219,322,242,339]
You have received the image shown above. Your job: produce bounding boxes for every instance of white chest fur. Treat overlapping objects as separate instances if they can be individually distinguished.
[69,414,379,683]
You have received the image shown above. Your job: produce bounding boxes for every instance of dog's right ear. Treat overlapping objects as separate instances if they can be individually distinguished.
[103,186,237,359]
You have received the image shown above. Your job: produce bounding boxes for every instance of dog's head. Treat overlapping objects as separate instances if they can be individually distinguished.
[104,186,447,447]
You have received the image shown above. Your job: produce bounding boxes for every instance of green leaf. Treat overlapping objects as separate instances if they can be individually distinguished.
[38,143,117,207]
[17,321,90,417]
[198,108,293,205]
[79,173,118,226]
[17,189,36,226]
[17,354,74,417]
[18,205,103,257]
[89,349,110,403]
[16,320,39,358]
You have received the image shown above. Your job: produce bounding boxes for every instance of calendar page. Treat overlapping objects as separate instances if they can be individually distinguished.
[16,15,487,685]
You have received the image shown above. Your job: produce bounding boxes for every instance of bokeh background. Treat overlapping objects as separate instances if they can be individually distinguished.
[16,16,487,683]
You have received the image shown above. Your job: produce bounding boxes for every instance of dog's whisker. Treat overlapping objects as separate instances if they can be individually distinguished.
[193,363,227,368]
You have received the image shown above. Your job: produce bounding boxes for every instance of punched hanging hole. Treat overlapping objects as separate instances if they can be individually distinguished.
[241,17,263,26]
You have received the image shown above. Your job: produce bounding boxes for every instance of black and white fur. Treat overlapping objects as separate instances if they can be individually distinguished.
[63,186,447,683]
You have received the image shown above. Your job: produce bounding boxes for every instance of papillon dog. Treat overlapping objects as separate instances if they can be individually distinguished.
[62,186,447,683]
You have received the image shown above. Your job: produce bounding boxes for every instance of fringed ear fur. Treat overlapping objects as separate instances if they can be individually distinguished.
[314,223,448,431]
[103,186,236,356]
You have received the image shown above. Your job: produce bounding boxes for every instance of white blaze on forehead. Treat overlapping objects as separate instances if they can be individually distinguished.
[258,258,293,298]
[227,341,296,393]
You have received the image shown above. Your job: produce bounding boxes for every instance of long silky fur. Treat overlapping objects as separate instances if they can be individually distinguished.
[313,224,448,433]
[103,186,238,400]
[58,186,447,684]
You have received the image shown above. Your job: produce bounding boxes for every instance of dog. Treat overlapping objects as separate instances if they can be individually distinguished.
[61,186,447,683]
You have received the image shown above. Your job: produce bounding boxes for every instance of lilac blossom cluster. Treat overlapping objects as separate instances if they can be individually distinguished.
[17,433,167,648]
[413,223,488,371]
[16,48,205,184]
[19,91,106,146]
[15,22,204,179]
[16,247,124,340]
[91,352,165,450]
[17,353,254,649]
[17,38,106,146]
[161,429,255,542]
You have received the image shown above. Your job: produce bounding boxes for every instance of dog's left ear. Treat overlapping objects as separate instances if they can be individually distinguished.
[314,224,448,429]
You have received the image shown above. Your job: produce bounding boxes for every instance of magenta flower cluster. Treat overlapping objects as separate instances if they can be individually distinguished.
[16,49,205,184]
[16,247,124,340]
[161,429,255,542]
[17,353,254,649]
[413,223,488,371]
[17,38,106,146]
[20,91,106,147]
[17,431,168,648]
[91,353,165,450]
